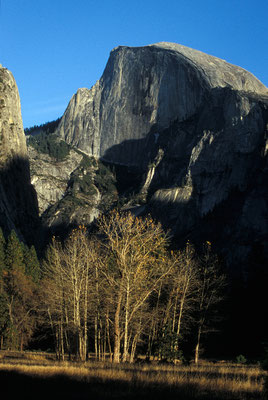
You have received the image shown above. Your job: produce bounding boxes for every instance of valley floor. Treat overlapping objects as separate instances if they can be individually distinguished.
[0,351,266,400]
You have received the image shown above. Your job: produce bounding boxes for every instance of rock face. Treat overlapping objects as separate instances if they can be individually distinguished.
[0,66,39,243]
[56,42,267,164]
[28,144,118,232]
[55,43,268,269]
[28,146,83,215]
[0,66,27,159]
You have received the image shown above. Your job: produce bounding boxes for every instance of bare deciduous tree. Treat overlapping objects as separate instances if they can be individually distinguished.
[169,243,199,351]
[97,210,173,363]
[41,227,97,361]
[147,242,199,361]
[194,241,226,364]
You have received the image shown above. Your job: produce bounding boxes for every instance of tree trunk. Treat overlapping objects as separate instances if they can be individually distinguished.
[20,334,24,352]
[82,267,89,362]
[106,312,112,361]
[58,320,65,361]
[195,325,202,364]
[113,291,122,363]
[176,292,186,351]
[94,316,98,360]
[130,334,139,363]
[122,280,130,362]
[98,315,101,361]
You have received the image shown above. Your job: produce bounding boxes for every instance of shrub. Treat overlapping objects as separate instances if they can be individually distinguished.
[236,354,247,364]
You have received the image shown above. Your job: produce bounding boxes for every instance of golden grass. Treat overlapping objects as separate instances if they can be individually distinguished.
[0,352,266,399]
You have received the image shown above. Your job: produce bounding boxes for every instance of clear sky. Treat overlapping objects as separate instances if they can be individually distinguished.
[1,0,267,128]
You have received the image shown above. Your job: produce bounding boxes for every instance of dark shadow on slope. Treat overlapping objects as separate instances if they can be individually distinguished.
[0,156,41,247]
[101,160,144,196]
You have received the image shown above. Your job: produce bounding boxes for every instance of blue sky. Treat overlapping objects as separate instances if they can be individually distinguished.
[1,0,267,128]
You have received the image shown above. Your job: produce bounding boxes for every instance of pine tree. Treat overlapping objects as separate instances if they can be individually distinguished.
[3,230,36,350]
[0,227,6,283]
[0,291,9,349]
[23,244,40,284]
[5,230,25,273]
[0,227,8,349]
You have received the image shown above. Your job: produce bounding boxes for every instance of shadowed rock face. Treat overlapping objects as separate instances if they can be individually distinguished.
[55,43,268,268]
[0,66,39,243]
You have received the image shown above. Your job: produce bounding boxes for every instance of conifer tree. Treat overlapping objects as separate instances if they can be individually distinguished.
[23,244,41,284]
[3,230,36,350]
[5,230,25,273]
[0,227,9,349]
[0,227,6,288]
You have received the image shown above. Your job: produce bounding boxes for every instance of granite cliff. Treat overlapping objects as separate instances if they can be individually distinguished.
[0,65,39,243]
[41,44,268,268]
[28,141,117,233]
[56,42,267,163]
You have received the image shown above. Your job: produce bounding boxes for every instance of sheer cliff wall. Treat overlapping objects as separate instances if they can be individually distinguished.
[0,65,39,243]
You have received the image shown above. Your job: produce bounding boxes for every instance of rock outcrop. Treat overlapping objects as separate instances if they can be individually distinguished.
[28,146,83,215]
[28,143,118,232]
[0,65,39,243]
[53,43,268,269]
[0,66,27,159]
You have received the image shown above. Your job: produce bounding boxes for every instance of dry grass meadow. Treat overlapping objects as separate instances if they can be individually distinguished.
[0,351,266,400]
